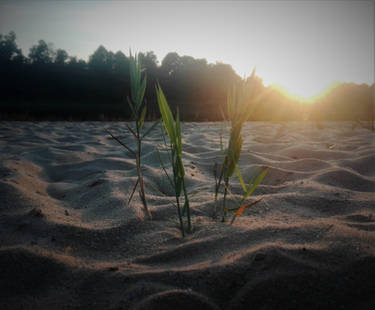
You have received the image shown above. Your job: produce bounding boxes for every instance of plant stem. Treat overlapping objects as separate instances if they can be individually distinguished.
[175,195,185,237]
[136,153,151,219]
[136,122,151,219]
[182,177,191,233]
[221,177,229,222]
[214,163,224,219]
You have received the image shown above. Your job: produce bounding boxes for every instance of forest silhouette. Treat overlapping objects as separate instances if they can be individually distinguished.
[0,31,373,122]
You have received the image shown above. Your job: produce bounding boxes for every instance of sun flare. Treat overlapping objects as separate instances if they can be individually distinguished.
[268,81,341,103]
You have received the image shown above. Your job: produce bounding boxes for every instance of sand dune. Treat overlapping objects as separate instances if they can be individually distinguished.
[0,121,374,309]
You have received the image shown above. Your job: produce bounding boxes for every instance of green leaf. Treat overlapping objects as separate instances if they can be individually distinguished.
[156,84,176,144]
[247,172,257,190]
[130,56,138,105]
[176,176,182,197]
[175,108,182,155]
[176,155,185,178]
[136,75,147,110]
[235,164,247,193]
[127,96,136,118]
[226,133,242,178]
[139,106,147,131]
[243,167,269,199]
[181,194,190,217]
[156,83,191,234]
[141,119,160,140]
[129,52,145,114]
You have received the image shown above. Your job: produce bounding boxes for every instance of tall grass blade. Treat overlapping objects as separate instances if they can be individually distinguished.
[175,108,183,155]
[156,84,176,144]
[137,75,147,110]
[156,84,191,236]
[127,96,136,118]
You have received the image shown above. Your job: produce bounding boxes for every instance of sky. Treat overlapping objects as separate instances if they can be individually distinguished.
[0,0,374,99]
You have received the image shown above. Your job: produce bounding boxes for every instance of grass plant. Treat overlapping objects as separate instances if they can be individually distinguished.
[106,53,158,219]
[156,84,191,237]
[214,70,269,222]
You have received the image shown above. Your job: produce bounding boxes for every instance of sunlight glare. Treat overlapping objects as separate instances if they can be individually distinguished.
[268,81,341,103]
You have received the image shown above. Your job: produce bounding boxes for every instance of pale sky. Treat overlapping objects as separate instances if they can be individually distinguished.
[0,0,373,98]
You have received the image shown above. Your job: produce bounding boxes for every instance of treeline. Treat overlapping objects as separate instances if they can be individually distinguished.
[309,83,374,121]
[0,31,243,120]
[0,31,373,121]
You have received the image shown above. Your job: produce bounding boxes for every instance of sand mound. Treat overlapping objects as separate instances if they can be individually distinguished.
[314,169,375,192]
[1,121,374,309]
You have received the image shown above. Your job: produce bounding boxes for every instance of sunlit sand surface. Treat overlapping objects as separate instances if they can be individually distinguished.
[1,121,374,309]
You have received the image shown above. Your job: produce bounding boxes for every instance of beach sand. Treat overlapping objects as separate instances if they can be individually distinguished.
[0,121,374,309]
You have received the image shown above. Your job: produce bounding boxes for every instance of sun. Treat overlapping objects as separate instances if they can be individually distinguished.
[268,81,341,103]
[255,67,343,103]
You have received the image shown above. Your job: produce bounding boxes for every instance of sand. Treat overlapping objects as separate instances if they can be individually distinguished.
[0,121,374,309]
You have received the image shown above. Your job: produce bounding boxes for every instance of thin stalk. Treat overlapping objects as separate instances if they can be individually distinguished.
[214,163,224,218]
[128,178,139,205]
[135,118,151,219]
[214,122,226,218]
[221,177,229,222]
[175,195,185,237]
[136,152,151,219]
[106,129,135,156]
[182,177,191,233]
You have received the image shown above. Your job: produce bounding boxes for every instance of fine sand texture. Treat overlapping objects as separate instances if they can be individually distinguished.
[1,121,374,309]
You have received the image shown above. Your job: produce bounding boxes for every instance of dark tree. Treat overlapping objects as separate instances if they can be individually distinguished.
[161,52,181,78]
[113,51,129,75]
[88,45,113,73]
[54,49,69,65]
[29,40,55,64]
[0,31,23,63]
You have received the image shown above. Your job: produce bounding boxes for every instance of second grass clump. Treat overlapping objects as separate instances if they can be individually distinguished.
[214,71,269,223]
[156,84,191,237]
